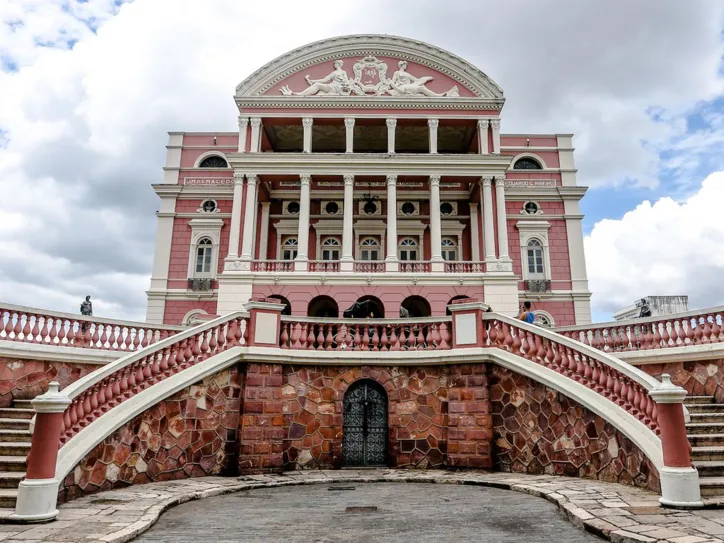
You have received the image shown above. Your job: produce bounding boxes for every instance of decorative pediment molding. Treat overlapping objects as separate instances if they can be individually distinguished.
[235,34,504,108]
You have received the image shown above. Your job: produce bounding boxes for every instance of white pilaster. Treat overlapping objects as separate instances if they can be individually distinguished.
[386,118,397,154]
[469,202,481,262]
[478,119,489,155]
[490,119,501,154]
[295,174,311,270]
[240,174,257,260]
[385,175,399,272]
[302,117,313,153]
[429,175,444,271]
[237,117,248,153]
[341,175,355,271]
[495,176,511,263]
[344,117,355,153]
[258,201,270,260]
[482,176,496,262]
[226,173,245,259]
[428,118,439,154]
[250,117,262,153]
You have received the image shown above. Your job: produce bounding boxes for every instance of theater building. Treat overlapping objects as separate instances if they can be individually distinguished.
[145,34,592,327]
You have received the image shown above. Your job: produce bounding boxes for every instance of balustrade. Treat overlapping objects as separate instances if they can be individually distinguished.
[353,261,385,273]
[400,261,432,273]
[0,305,181,351]
[250,260,295,272]
[556,307,724,353]
[444,261,485,273]
[308,261,340,272]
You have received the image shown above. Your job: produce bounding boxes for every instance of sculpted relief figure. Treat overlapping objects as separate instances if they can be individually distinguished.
[280,60,357,96]
[387,61,459,97]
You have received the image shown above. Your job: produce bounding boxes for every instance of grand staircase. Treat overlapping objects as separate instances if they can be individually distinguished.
[0,400,33,509]
[686,395,724,498]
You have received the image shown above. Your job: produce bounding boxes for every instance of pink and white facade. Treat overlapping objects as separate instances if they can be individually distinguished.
[146,35,591,326]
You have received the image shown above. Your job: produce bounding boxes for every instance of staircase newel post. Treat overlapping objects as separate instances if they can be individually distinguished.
[447,299,488,348]
[649,373,703,508]
[12,381,71,522]
[245,299,286,347]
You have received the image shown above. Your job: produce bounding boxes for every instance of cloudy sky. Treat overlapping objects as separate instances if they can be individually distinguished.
[1,0,723,323]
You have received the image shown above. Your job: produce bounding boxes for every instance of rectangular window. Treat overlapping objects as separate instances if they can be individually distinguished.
[322,249,340,260]
[196,247,212,273]
[283,249,298,260]
[361,249,378,261]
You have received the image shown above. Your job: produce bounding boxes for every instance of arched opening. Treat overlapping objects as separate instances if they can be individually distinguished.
[513,157,542,170]
[343,295,385,318]
[446,295,472,316]
[401,296,431,318]
[343,379,388,467]
[267,295,292,316]
[307,295,339,318]
[198,155,229,168]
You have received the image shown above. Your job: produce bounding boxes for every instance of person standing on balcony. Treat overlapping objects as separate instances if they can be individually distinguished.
[518,301,535,324]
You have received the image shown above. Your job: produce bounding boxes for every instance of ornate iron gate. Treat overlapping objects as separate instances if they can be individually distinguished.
[343,380,388,467]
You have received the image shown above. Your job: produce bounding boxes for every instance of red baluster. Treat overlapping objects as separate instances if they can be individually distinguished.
[134,362,145,391]
[226,319,236,347]
[208,326,218,353]
[503,323,514,351]
[592,362,601,391]
[316,325,325,351]
[439,323,450,350]
[21,313,32,342]
[362,325,370,351]
[685,318,696,345]
[397,325,405,351]
[381,325,389,351]
[488,321,498,346]
[416,326,425,350]
[132,327,141,351]
[390,325,399,351]
[235,318,243,345]
[701,316,712,345]
[29,315,40,343]
[291,323,301,349]
[512,327,523,354]
[582,357,593,385]
[425,325,433,349]
[431,325,441,350]
[711,314,722,344]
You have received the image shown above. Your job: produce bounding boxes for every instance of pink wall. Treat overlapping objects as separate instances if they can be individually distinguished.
[502,150,560,168]
[500,136,558,147]
[524,301,576,327]
[163,300,219,325]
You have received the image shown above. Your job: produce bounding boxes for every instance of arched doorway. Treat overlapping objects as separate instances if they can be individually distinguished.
[343,380,388,467]
[401,295,431,318]
[266,295,291,316]
[342,295,385,318]
[307,295,339,318]
[446,295,472,316]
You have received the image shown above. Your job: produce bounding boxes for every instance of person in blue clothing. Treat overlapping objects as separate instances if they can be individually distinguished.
[518,301,536,324]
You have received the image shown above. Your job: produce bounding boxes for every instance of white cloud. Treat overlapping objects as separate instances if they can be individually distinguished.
[585,172,724,317]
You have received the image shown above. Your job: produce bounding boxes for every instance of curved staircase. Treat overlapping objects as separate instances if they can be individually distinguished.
[687,395,724,498]
[0,400,34,509]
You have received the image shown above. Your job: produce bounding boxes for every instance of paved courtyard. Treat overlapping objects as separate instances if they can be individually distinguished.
[135,482,600,543]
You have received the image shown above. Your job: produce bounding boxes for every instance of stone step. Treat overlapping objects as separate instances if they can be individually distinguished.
[0,456,27,472]
[0,430,32,443]
[686,423,724,434]
[684,396,716,405]
[0,409,34,421]
[687,404,724,413]
[699,476,724,496]
[0,472,25,489]
[688,434,724,447]
[691,446,724,461]
[12,400,34,410]
[0,443,30,457]
[694,461,724,477]
[0,419,30,431]
[0,490,17,508]
[689,412,724,423]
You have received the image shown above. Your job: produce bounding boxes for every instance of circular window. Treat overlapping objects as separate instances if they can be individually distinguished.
[363,201,378,215]
[201,200,217,213]
[440,202,454,215]
[287,201,300,215]
[524,201,539,215]
[325,201,339,215]
[401,202,416,215]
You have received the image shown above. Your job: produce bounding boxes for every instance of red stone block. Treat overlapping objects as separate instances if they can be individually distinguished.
[448,401,467,413]
[265,375,282,387]
[244,401,264,414]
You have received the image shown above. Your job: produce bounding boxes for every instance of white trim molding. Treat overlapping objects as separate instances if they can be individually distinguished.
[516,220,552,282]
[187,218,224,280]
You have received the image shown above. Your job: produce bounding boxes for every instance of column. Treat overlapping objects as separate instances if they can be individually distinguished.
[494,176,511,267]
[294,174,311,271]
[344,117,355,153]
[385,175,399,272]
[428,118,439,154]
[491,119,501,154]
[250,117,262,152]
[482,176,496,262]
[477,119,489,155]
[258,202,271,260]
[429,175,444,271]
[240,175,258,260]
[469,202,481,261]
[386,118,397,153]
[226,173,245,259]
[341,174,354,271]
[238,116,248,153]
[302,117,313,153]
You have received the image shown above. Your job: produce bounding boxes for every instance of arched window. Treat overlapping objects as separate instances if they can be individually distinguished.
[534,312,554,328]
[441,238,457,261]
[195,238,213,274]
[198,155,228,168]
[360,238,379,261]
[282,238,298,260]
[526,239,544,277]
[513,157,542,170]
[398,238,418,261]
[321,238,340,261]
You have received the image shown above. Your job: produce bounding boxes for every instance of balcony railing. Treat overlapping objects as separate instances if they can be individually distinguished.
[246,260,488,273]
[445,261,485,273]
[309,261,340,272]
[400,261,431,273]
[251,260,294,272]
[354,261,385,273]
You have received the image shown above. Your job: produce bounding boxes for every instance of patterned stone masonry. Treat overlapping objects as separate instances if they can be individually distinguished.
[446,364,492,468]
[0,358,101,407]
[641,359,724,403]
[489,366,659,492]
[59,367,243,502]
[238,363,285,473]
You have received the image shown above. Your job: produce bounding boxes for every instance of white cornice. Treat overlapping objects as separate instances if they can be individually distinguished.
[0,341,119,365]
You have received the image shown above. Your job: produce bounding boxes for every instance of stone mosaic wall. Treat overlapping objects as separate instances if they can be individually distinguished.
[59,367,242,502]
[489,367,660,492]
[640,359,724,403]
[0,358,101,407]
[447,364,492,468]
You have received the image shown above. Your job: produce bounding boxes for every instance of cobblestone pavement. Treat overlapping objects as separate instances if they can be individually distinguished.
[2,470,724,542]
[135,482,601,543]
